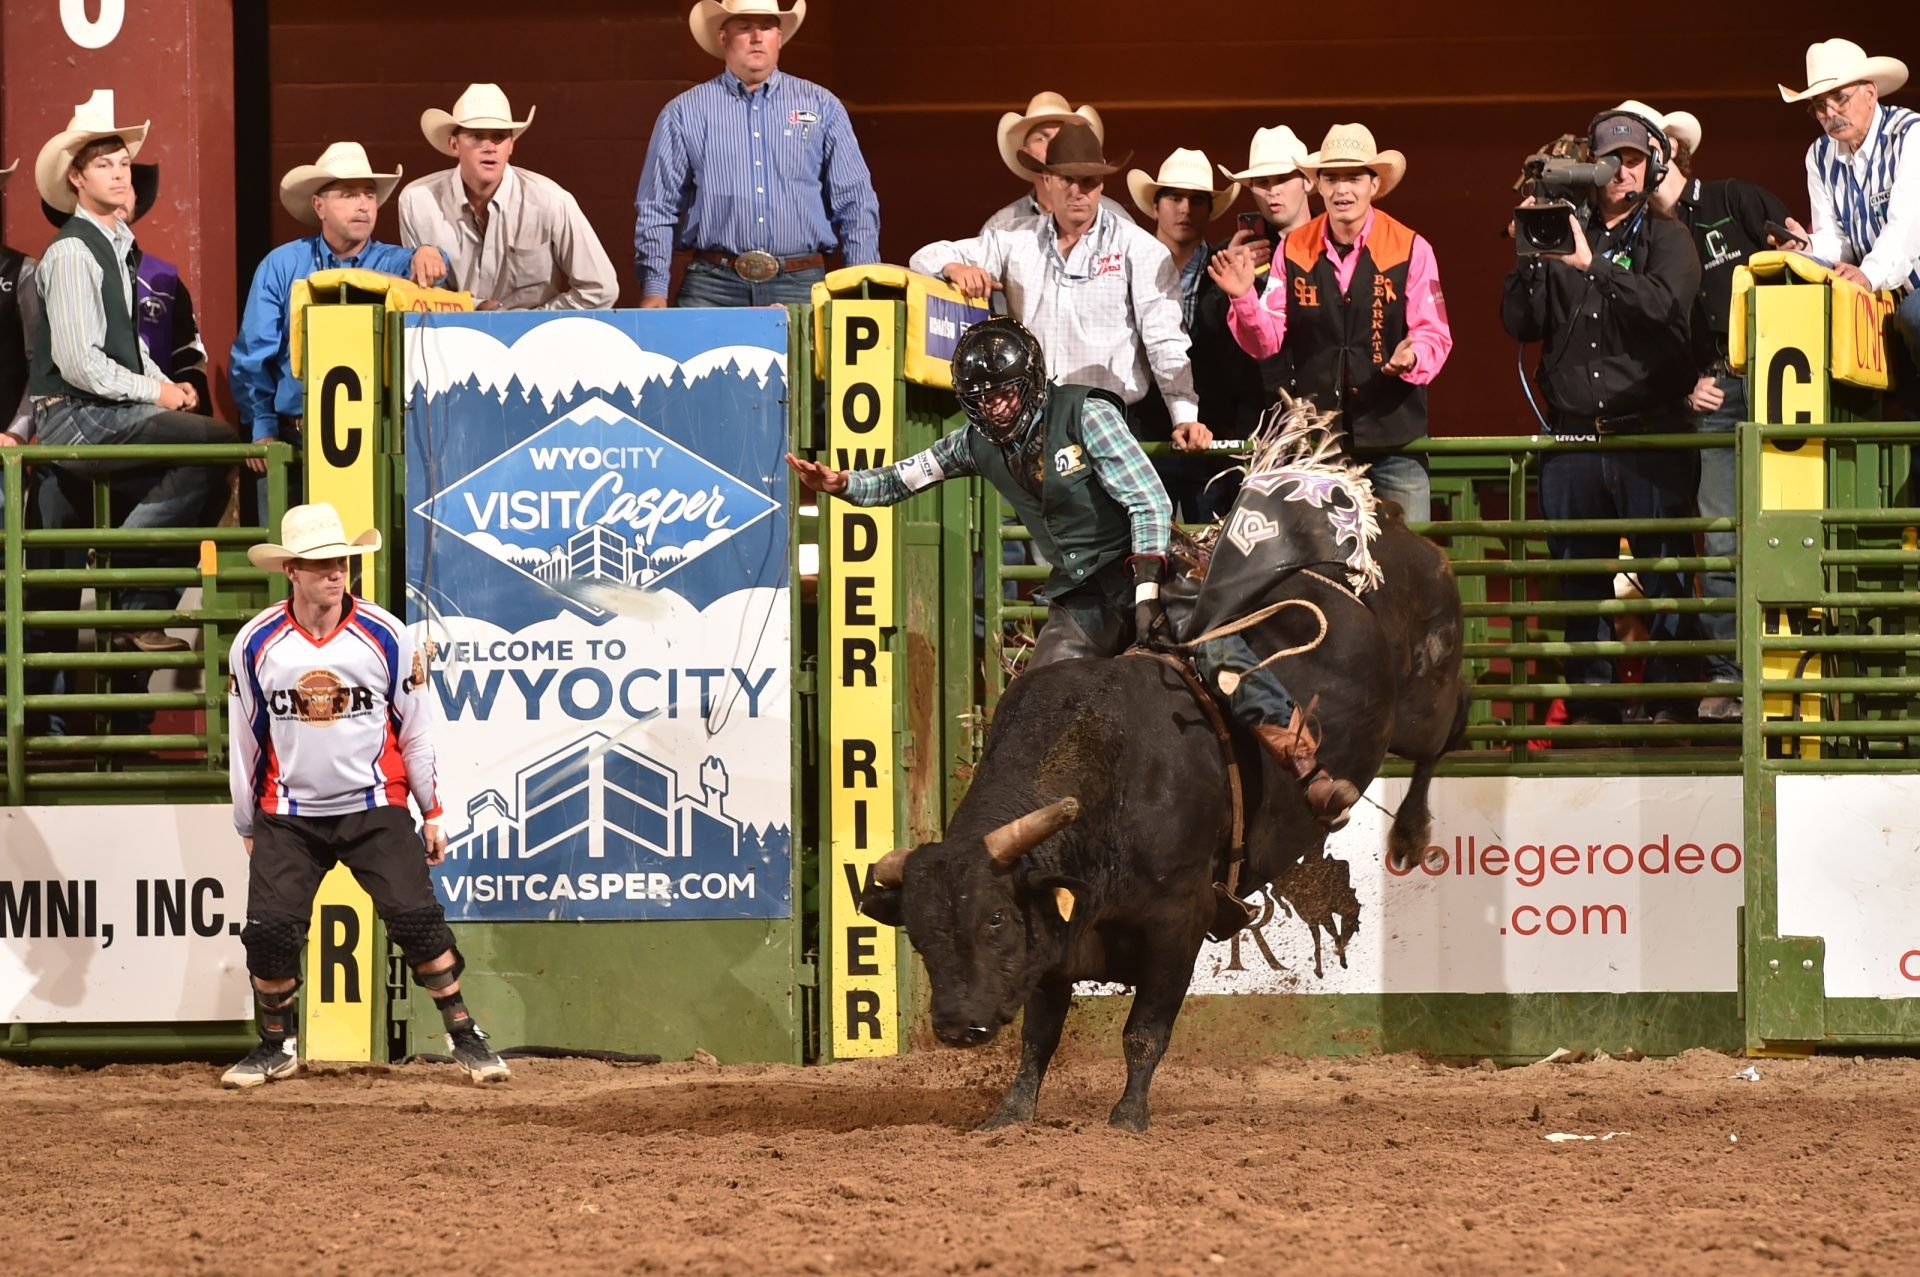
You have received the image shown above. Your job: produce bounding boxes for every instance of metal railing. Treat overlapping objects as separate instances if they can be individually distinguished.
[1,442,294,805]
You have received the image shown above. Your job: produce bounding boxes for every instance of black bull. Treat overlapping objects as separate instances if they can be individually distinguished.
[858,509,1466,1131]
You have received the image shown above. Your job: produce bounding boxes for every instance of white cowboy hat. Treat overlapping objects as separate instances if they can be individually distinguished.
[689,0,805,60]
[1300,123,1406,199]
[34,94,150,215]
[247,503,383,570]
[421,83,535,155]
[1220,125,1309,182]
[279,142,403,227]
[1609,99,1703,157]
[998,91,1105,182]
[1127,149,1240,221]
[0,159,15,183]
[1780,38,1908,103]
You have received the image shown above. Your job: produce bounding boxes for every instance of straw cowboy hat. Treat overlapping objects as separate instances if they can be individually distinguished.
[1128,149,1240,221]
[689,0,805,60]
[1300,123,1406,199]
[1220,126,1310,182]
[247,503,382,570]
[1017,120,1130,179]
[421,83,535,155]
[34,97,150,215]
[998,91,1105,182]
[1779,38,1908,103]
[0,159,14,184]
[1608,99,1702,157]
[279,142,403,227]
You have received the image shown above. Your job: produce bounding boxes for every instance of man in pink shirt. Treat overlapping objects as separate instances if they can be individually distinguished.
[1207,123,1451,520]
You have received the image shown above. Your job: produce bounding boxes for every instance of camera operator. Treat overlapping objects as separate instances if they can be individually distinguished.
[1501,108,1703,727]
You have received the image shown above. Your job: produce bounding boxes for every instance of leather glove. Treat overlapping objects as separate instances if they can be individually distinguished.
[1128,554,1173,650]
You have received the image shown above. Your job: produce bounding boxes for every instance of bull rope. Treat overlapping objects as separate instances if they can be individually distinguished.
[1173,567,1367,696]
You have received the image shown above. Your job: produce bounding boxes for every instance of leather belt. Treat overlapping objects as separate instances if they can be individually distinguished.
[1554,403,1689,436]
[693,250,826,282]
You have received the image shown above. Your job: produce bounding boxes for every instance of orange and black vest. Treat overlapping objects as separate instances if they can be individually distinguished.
[1280,209,1427,451]
[0,247,27,418]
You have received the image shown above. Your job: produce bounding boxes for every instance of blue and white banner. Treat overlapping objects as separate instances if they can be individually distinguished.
[403,312,792,921]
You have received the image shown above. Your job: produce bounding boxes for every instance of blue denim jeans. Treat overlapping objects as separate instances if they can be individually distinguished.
[1537,442,1701,720]
[1360,451,1431,523]
[1694,373,1745,682]
[675,259,825,308]
[32,399,236,613]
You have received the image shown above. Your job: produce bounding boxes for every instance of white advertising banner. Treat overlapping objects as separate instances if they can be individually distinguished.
[1,806,253,1023]
[1777,774,1920,1000]
[1171,775,1745,996]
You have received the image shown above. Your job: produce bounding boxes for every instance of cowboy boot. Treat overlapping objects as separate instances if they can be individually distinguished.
[1253,702,1359,831]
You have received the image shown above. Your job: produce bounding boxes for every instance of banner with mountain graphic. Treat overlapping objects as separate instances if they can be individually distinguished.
[402,311,792,921]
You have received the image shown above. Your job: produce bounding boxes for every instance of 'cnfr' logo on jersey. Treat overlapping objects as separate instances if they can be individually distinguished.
[269,669,376,726]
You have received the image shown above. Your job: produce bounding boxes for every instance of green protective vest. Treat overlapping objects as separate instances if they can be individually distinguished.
[967,385,1136,600]
[29,214,144,401]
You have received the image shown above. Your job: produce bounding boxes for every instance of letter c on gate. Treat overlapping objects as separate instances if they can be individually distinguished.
[61,0,125,49]
[1765,347,1813,425]
[320,367,364,467]
[1900,950,1920,982]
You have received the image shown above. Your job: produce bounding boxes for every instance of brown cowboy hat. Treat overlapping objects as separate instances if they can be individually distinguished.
[1016,120,1130,179]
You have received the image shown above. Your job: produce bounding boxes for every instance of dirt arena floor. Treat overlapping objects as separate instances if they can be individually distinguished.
[3,1045,1916,1274]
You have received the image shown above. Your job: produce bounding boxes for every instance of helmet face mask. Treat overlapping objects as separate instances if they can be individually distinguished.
[952,318,1047,447]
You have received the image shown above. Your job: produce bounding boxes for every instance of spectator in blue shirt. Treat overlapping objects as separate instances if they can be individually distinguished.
[634,0,880,308]
[231,142,445,516]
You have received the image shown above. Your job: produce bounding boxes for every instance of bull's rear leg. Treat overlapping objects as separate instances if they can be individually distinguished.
[1108,958,1196,1132]
[979,978,1072,1131]
[1389,687,1468,871]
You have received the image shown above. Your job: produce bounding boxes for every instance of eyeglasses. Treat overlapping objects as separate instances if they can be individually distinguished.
[1807,83,1863,120]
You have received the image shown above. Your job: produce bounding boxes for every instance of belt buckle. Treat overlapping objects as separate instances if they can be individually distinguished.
[732,250,781,283]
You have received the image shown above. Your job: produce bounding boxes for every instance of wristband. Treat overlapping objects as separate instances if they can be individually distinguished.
[1134,582,1161,604]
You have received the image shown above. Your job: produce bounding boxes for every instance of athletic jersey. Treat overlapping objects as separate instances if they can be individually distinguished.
[227,595,442,836]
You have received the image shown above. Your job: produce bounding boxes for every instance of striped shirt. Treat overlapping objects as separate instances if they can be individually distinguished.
[35,208,165,404]
[842,389,1171,558]
[633,69,881,299]
[4,254,39,440]
[909,208,1199,424]
[1806,104,1920,292]
[228,595,442,837]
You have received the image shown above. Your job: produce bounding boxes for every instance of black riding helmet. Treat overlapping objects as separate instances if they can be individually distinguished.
[952,317,1047,447]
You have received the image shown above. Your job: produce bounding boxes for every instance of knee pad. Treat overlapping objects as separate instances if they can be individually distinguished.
[415,947,465,993]
[240,913,309,981]
[385,906,457,968]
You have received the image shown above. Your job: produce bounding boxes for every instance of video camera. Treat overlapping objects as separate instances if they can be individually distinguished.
[1511,141,1620,257]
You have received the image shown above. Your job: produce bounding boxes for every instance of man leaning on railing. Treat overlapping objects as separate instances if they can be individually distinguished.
[27,103,237,657]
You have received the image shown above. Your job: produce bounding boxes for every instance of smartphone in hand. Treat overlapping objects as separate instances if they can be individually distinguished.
[1237,211,1266,238]
[1764,219,1807,249]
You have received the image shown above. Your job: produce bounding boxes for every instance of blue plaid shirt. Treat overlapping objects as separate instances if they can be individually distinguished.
[633,69,881,298]
[842,389,1171,558]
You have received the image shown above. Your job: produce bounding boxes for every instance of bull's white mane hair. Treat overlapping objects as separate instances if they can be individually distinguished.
[1238,392,1383,593]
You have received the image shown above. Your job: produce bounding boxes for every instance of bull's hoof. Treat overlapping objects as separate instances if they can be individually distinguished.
[977,1101,1036,1131]
[1107,1099,1151,1132]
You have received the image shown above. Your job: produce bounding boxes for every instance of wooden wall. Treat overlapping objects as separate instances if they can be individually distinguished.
[266,1,1916,433]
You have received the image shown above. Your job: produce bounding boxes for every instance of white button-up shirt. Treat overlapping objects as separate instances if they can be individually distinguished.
[910,208,1198,423]
[398,165,618,310]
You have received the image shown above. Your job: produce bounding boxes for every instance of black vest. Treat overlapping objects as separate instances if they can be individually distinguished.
[0,248,26,418]
[29,214,144,402]
[967,385,1136,600]
[1280,210,1428,451]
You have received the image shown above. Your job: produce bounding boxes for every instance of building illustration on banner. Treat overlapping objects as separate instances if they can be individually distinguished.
[449,731,752,864]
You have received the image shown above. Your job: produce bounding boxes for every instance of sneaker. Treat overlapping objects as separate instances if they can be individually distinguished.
[1697,696,1743,723]
[447,1027,511,1084]
[220,1037,300,1089]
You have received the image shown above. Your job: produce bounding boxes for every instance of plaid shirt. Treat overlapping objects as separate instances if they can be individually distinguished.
[909,208,1198,424]
[841,389,1171,557]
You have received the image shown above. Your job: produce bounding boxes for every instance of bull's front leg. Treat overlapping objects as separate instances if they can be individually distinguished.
[1108,950,1198,1132]
[978,978,1072,1130]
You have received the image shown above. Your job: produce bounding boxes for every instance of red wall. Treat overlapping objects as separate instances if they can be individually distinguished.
[253,3,1916,434]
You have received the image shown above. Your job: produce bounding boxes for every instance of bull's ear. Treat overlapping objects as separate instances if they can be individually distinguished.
[857,884,904,928]
[1033,875,1093,931]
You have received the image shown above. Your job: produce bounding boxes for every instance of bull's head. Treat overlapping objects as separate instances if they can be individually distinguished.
[858,797,1086,1048]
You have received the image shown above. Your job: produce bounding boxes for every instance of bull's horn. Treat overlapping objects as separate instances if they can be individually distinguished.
[983,797,1081,866]
[871,846,914,888]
